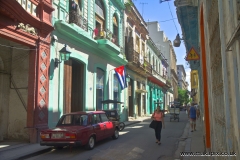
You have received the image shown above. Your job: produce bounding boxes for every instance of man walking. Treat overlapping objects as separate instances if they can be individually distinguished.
[188,102,197,132]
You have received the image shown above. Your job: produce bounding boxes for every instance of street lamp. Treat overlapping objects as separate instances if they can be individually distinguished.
[55,44,71,68]
[173,34,183,47]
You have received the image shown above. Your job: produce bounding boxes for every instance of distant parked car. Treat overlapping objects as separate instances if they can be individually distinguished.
[40,111,119,150]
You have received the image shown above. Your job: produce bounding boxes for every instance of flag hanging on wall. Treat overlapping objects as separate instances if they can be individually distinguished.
[114,65,128,90]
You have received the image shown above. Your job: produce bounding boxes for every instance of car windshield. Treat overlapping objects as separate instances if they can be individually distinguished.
[57,114,88,126]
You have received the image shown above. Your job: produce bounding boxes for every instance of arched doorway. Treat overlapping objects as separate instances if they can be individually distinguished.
[64,58,84,113]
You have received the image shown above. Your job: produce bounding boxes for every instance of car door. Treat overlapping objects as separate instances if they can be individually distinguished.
[74,114,90,144]
[100,113,114,137]
[92,114,105,141]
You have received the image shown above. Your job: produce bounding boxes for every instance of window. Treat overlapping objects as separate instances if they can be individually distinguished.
[100,113,109,122]
[142,42,145,55]
[113,74,119,109]
[92,114,101,124]
[137,81,141,89]
[135,36,140,52]
[96,68,105,110]
[17,0,37,16]
[112,15,118,45]
[95,0,105,19]
[60,115,73,125]
[74,114,88,125]
[94,0,105,39]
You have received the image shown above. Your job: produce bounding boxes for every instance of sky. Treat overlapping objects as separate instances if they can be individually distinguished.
[132,0,191,90]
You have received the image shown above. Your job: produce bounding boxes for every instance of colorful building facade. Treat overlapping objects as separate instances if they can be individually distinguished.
[0,0,54,142]
[49,0,128,128]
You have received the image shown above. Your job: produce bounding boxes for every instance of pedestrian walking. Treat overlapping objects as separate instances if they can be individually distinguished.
[151,106,165,145]
[188,102,198,132]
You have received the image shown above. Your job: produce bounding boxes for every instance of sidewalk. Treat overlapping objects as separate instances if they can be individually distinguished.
[0,116,151,160]
[183,118,205,160]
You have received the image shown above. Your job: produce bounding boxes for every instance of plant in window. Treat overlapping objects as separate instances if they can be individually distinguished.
[124,0,133,11]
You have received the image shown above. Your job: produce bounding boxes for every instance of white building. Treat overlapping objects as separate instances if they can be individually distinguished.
[147,21,175,106]
[177,65,188,90]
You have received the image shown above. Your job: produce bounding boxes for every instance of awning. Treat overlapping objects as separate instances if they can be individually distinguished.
[148,76,166,87]
[135,89,148,93]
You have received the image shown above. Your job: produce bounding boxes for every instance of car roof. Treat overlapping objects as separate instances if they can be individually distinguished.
[63,111,105,116]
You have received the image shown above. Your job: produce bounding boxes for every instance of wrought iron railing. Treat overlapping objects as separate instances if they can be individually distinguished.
[152,69,160,76]
[94,29,119,46]
[126,50,152,74]
[144,59,152,74]
[69,11,88,31]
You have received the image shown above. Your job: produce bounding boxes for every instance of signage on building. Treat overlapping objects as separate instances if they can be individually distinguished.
[191,70,198,89]
[185,47,200,61]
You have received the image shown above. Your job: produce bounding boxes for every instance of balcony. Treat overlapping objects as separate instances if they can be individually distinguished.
[94,29,121,55]
[69,11,88,31]
[126,50,152,77]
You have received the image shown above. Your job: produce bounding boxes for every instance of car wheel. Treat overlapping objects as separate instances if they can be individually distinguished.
[86,136,95,150]
[112,128,119,139]
[118,122,125,131]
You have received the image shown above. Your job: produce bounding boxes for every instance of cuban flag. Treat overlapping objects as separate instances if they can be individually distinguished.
[114,65,128,90]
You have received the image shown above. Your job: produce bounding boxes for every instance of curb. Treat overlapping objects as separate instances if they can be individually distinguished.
[174,122,191,160]
[17,147,52,160]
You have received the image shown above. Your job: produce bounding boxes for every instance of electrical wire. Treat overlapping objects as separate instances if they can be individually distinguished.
[167,2,179,33]
[159,18,177,22]
[0,43,37,50]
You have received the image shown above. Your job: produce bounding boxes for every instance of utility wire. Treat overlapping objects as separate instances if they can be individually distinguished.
[0,43,37,50]
[167,2,179,33]
[159,18,177,22]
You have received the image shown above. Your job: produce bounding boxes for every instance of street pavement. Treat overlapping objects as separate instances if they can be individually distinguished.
[0,111,205,160]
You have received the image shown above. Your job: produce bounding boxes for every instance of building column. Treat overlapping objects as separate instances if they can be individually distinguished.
[27,43,50,143]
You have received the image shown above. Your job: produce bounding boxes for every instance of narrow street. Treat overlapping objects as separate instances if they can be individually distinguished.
[24,111,188,160]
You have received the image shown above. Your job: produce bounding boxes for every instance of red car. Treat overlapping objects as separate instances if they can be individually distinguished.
[40,111,119,150]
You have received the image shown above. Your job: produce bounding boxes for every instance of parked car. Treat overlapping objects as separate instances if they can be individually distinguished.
[40,111,119,150]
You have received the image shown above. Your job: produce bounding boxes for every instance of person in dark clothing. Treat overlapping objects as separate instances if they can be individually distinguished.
[188,102,197,132]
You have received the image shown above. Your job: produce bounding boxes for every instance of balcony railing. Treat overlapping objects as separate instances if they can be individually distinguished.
[144,59,152,74]
[152,69,160,76]
[126,50,152,74]
[69,11,88,31]
[94,29,119,47]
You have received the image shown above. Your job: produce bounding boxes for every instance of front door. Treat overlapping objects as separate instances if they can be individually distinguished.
[64,59,84,113]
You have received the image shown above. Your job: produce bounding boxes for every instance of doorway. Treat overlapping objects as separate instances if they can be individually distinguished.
[142,95,146,115]
[64,58,84,113]
[137,93,141,116]
[128,79,133,117]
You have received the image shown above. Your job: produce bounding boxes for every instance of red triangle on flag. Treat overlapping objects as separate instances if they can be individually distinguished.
[114,66,124,76]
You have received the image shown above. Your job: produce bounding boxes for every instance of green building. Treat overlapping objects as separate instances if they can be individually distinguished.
[49,0,127,128]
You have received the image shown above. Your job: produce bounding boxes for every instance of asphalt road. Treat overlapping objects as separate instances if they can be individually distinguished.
[25,111,188,160]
